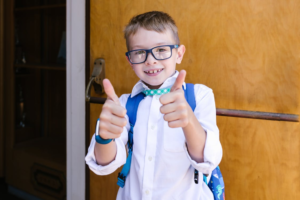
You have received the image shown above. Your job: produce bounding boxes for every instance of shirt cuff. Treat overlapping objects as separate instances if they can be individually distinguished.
[184,129,222,175]
[85,133,127,175]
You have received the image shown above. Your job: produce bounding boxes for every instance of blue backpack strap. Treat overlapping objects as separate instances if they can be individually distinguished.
[184,83,196,111]
[117,92,145,188]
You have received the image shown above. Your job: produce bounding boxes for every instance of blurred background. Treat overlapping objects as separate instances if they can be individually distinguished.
[1,0,66,199]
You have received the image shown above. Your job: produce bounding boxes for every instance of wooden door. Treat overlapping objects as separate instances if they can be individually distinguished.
[87,0,300,199]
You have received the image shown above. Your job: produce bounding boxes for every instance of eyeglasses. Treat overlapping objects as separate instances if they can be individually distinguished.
[125,45,179,64]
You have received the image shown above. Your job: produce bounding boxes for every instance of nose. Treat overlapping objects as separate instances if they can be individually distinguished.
[145,52,157,65]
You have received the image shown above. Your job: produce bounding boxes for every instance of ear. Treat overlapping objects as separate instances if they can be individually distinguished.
[176,45,186,64]
[126,56,134,69]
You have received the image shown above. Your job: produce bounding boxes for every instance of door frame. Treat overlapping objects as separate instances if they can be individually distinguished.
[0,0,4,178]
[66,0,86,199]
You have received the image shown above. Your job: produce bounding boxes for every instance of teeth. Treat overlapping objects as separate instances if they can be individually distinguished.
[145,69,163,73]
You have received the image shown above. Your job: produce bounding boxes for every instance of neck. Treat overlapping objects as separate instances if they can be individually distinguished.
[142,82,162,89]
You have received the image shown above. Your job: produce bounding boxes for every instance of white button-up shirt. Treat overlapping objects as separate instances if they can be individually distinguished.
[85,71,222,200]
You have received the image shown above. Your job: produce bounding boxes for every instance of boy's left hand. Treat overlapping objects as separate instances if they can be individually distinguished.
[160,70,192,128]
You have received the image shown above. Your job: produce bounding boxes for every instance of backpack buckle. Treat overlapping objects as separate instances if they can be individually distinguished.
[194,170,198,184]
[118,173,125,181]
[128,125,134,150]
[117,173,126,188]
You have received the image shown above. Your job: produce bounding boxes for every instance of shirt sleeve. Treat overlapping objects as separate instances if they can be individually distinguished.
[184,84,223,175]
[85,94,131,175]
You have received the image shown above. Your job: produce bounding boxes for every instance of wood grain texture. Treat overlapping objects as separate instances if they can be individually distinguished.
[179,0,300,115]
[89,0,300,199]
[218,116,300,200]
[90,0,300,114]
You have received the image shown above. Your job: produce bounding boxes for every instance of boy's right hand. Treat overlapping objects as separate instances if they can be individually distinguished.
[98,79,127,140]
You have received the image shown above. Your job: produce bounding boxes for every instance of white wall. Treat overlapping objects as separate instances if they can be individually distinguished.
[66,0,86,199]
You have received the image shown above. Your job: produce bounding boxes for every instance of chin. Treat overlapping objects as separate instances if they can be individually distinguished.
[143,79,164,89]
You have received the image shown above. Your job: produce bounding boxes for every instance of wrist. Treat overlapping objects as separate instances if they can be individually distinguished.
[182,109,199,133]
[95,134,114,144]
[183,105,194,128]
[95,118,114,144]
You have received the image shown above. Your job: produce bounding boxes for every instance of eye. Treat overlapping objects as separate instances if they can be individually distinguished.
[134,50,146,55]
[157,48,167,52]
[154,46,170,53]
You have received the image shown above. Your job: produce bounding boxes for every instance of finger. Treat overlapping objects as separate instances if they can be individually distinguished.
[171,70,186,92]
[163,110,187,122]
[103,79,120,104]
[159,92,175,105]
[103,102,127,117]
[160,102,177,114]
[111,106,127,118]
[168,119,189,128]
[159,90,183,105]
[99,121,124,135]
[100,111,127,127]
[99,129,122,139]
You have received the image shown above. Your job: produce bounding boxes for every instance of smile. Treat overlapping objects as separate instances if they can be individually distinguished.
[144,69,164,74]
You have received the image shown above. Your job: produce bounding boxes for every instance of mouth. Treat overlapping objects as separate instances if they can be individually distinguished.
[144,68,164,75]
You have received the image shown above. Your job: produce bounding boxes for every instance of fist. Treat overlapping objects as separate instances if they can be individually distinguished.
[160,70,191,128]
[99,79,127,139]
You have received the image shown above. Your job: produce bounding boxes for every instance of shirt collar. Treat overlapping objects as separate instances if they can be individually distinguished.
[130,70,186,98]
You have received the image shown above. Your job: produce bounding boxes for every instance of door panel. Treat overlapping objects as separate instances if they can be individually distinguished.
[218,117,300,199]
[89,0,300,199]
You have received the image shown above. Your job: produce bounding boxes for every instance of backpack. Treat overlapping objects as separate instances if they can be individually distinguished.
[117,83,225,200]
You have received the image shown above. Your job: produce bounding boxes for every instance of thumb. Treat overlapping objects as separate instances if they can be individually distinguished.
[103,79,120,104]
[171,70,186,92]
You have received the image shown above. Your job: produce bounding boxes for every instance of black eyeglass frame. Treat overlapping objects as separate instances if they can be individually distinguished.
[125,44,179,64]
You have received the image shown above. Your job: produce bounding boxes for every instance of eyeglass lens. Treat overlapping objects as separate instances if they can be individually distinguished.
[129,46,172,64]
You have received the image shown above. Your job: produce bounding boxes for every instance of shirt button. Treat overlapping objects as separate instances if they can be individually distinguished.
[145,190,149,195]
[155,95,160,100]
[148,156,152,161]
[151,125,155,130]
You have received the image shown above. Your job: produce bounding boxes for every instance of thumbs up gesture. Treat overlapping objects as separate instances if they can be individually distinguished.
[160,70,192,128]
[98,79,127,140]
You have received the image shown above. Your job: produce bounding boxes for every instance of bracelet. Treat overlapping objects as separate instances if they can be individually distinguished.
[95,118,114,144]
[95,135,114,144]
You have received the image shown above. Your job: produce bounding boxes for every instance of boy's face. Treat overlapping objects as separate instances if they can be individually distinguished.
[127,28,185,89]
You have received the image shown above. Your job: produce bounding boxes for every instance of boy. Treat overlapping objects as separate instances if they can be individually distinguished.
[85,11,222,199]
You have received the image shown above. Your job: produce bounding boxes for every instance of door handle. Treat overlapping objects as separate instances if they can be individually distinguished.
[85,61,298,122]
[217,109,298,122]
[85,58,106,103]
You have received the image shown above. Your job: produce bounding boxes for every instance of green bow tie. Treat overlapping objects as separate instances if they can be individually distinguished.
[143,88,171,96]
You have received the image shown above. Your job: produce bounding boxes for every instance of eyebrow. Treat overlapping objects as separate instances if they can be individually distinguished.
[130,42,170,50]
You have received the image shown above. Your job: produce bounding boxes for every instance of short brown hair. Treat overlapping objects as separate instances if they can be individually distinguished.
[124,11,180,50]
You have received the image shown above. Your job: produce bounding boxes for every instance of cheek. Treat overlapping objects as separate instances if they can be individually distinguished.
[132,65,145,77]
[131,65,140,72]
[164,60,177,70]
[168,54,178,64]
